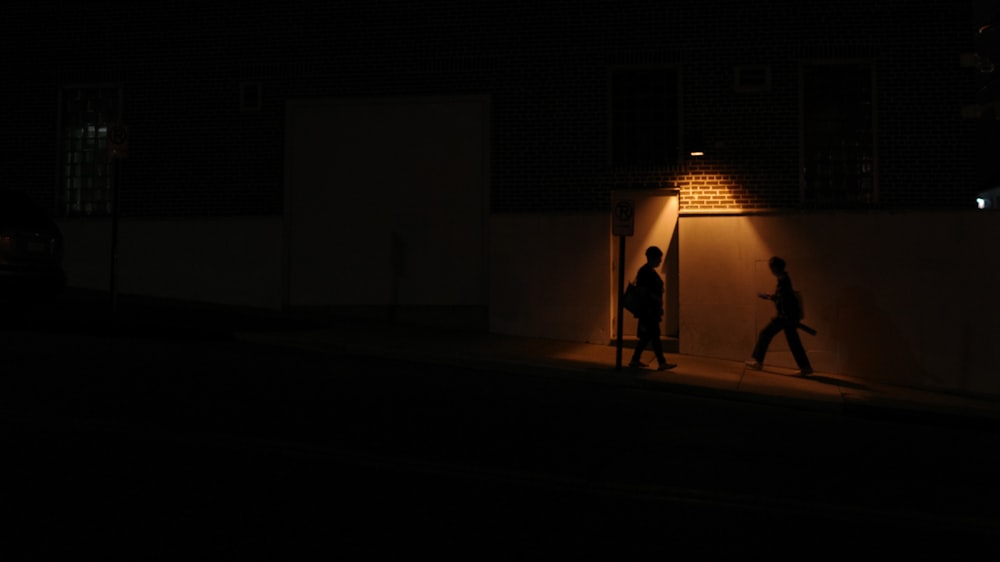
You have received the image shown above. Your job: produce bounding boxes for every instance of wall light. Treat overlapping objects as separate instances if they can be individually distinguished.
[687,131,706,157]
[977,186,1000,208]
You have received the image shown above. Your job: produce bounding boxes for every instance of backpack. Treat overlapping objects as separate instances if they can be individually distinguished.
[622,282,643,316]
[793,290,805,321]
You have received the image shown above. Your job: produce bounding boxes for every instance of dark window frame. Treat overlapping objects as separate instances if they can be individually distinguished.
[799,59,878,206]
[57,84,124,217]
[609,65,681,169]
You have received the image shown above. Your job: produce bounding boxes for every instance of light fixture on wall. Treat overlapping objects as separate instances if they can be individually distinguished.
[687,131,706,157]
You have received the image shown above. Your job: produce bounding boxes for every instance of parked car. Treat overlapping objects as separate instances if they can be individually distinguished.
[0,189,66,301]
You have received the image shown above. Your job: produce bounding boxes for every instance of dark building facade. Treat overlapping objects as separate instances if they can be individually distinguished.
[2,1,986,217]
[4,2,999,395]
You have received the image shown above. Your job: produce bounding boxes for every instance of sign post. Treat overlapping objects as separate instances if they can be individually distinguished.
[107,122,128,316]
[611,197,635,371]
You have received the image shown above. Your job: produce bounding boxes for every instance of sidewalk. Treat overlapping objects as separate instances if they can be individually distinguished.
[48,288,1000,426]
[233,317,1000,427]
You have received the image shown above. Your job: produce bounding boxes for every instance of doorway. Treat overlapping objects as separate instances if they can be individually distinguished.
[611,189,680,349]
[283,95,490,327]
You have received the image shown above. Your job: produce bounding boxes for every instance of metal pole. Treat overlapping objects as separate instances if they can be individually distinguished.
[110,157,119,315]
[615,234,626,371]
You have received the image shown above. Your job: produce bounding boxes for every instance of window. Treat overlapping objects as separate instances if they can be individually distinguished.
[610,67,679,167]
[58,86,122,216]
[801,62,875,204]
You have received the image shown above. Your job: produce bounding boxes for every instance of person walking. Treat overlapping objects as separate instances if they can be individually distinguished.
[745,256,813,376]
[628,246,677,371]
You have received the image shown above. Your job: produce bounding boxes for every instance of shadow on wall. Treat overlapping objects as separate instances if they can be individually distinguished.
[834,284,928,387]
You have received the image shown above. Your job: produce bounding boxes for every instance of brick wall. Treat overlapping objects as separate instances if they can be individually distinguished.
[0,1,980,216]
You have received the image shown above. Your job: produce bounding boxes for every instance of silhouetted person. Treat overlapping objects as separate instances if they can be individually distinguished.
[629,246,676,371]
[746,256,813,376]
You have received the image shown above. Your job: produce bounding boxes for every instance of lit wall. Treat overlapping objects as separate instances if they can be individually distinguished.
[679,211,1000,395]
[59,208,1000,396]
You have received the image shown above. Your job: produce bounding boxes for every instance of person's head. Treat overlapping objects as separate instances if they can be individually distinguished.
[645,246,663,266]
[768,256,786,275]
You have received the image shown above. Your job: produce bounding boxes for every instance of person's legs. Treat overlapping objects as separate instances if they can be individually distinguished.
[629,318,652,366]
[650,331,666,364]
[751,318,783,364]
[784,325,813,374]
[646,322,675,369]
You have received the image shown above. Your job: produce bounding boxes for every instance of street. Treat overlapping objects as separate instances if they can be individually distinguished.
[3,303,1000,559]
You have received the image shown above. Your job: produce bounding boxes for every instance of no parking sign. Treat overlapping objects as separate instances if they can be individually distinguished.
[612,198,634,236]
[108,122,128,159]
